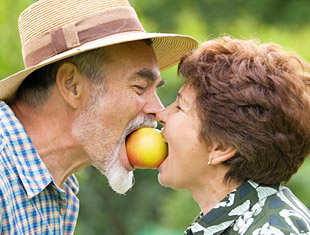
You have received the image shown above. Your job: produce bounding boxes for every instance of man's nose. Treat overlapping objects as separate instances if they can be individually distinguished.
[143,93,164,118]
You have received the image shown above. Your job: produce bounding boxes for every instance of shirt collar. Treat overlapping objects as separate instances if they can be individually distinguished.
[188,180,280,234]
[0,101,53,198]
[64,174,79,195]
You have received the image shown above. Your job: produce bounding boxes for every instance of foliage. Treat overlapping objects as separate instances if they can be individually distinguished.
[0,0,309,234]
[0,0,34,78]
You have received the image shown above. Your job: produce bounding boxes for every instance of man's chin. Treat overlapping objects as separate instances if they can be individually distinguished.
[93,159,134,195]
[108,170,134,195]
[98,143,135,194]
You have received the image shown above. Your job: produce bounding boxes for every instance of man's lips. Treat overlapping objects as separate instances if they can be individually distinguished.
[117,127,143,172]
[119,140,135,171]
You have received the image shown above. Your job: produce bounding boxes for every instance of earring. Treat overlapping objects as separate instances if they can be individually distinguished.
[208,158,213,165]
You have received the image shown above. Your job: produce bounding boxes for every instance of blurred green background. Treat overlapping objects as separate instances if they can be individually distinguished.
[0,0,309,234]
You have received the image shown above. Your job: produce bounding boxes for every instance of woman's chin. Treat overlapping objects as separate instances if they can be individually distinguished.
[158,173,183,190]
[157,169,175,189]
[157,172,169,187]
[157,157,168,185]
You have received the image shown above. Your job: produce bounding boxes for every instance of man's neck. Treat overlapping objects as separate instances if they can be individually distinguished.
[10,98,91,187]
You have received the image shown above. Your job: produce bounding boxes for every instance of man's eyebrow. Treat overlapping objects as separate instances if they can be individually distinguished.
[157,79,166,88]
[136,68,157,81]
[135,68,166,87]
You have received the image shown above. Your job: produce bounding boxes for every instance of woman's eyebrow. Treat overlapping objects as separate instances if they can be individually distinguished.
[177,92,189,105]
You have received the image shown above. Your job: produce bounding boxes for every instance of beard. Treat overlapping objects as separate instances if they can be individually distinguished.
[72,85,157,194]
[101,115,156,194]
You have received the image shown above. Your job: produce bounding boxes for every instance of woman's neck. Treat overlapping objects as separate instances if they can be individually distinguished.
[189,166,243,215]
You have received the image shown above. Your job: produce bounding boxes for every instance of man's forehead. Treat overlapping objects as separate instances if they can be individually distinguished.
[106,40,155,55]
[103,41,161,84]
[105,41,158,67]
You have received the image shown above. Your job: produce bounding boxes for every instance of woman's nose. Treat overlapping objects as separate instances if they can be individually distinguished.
[155,108,167,126]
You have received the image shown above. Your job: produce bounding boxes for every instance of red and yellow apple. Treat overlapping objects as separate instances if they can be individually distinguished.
[126,127,168,169]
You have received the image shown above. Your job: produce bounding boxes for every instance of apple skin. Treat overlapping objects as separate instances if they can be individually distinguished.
[126,127,168,169]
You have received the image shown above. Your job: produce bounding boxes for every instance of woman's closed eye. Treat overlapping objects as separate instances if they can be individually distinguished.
[176,105,183,111]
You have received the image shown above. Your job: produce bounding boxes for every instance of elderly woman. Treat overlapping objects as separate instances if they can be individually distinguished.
[156,37,310,234]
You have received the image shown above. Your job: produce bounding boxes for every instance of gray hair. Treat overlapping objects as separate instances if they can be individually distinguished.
[15,47,108,106]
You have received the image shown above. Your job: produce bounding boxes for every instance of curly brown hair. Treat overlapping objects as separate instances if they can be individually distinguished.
[178,36,310,185]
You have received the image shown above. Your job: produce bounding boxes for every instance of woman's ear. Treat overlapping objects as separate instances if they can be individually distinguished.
[55,62,88,109]
[208,142,237,165]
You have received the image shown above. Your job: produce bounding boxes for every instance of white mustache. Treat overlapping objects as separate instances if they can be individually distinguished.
[122,115,157,141]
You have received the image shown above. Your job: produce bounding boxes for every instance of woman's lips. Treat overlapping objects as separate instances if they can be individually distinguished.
[158,131,168,171]
[158,154,168,171]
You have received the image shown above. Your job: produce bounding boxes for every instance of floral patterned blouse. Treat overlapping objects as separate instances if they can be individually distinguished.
[185,180,310,234]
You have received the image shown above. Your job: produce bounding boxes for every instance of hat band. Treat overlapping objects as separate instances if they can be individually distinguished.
[22,6,145,68]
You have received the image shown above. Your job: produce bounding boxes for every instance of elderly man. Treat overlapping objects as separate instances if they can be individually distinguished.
[0,0,197,233]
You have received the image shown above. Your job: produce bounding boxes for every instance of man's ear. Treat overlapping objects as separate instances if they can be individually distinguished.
[208,142,237,165]
[55,62,88,109]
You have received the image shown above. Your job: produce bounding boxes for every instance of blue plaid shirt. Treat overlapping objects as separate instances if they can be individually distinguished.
[0,101,79,234]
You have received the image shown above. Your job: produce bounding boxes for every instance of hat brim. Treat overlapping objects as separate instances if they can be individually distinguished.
[0,32,198,101]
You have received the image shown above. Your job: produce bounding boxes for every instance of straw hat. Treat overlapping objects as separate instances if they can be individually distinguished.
[0,0,198,101]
